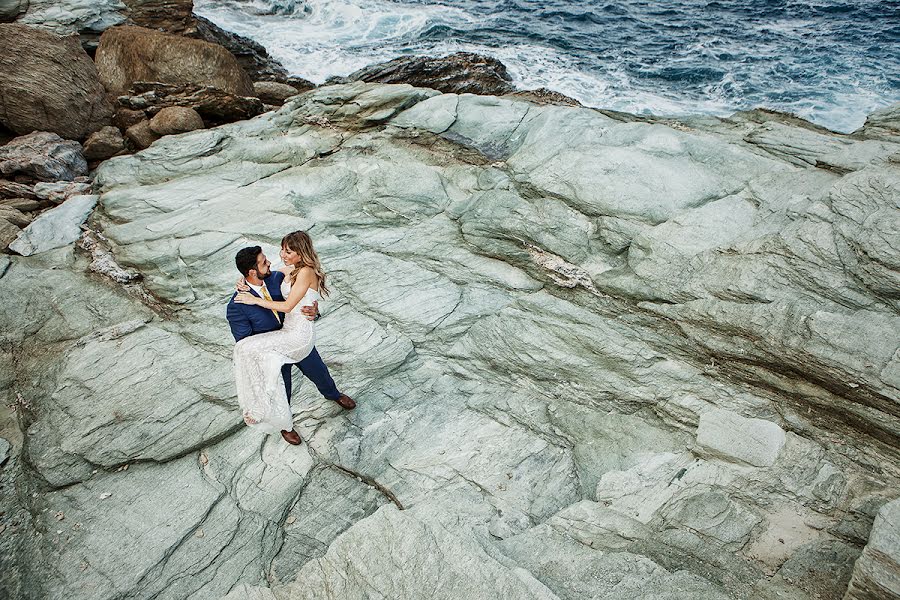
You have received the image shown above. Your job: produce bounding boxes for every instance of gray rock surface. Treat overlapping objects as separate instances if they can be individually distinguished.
[17,0,127,37]
[0,23,113,140]
[9,194,97,255]
[844,498,900,599]
[1,82,898,600]
[33,180,92,204]
[0,0,27,22]
[696,408,786,467]
[0,132,87,181]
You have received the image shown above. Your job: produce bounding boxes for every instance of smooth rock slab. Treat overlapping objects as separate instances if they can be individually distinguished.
[9,194,97,256]
[695,408,786,467]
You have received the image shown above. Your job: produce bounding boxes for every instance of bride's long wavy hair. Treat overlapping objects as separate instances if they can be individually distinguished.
[282,230,329,297]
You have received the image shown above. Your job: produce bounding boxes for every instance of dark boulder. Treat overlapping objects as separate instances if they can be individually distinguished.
[349,52,515,96]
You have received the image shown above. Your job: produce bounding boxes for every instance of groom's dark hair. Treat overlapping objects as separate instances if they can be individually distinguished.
[235,246,263,277]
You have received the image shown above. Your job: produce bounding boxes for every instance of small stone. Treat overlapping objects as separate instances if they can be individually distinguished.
[83,126,126,161]
[149,106,205,136]
[253,81,300,105]
[55,511,65,521]
[125,120,160,150]
[285,516,296,525]
[195,529,204,538]
[99,493,111,500]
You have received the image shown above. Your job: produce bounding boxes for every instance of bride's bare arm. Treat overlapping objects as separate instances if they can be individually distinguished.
[235,267,315,312]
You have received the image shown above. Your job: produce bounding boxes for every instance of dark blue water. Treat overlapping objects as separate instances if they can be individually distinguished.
[195,0,900,132]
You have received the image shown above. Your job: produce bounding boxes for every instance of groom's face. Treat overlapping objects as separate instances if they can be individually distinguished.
[254,252,272,278]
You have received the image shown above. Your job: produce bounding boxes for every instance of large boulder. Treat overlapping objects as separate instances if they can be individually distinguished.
[94,25,255,96]
[349,52,516,96]
[0,24,113,140]
[0,132,87,181]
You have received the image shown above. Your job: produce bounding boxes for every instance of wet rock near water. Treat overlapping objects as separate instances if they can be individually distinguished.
[349,52,516,96]
[191,14,310,86]
[0,85,898,599]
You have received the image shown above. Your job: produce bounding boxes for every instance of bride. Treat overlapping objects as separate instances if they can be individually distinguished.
[233,230,329,442]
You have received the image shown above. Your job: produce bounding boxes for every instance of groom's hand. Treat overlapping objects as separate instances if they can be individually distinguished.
[300,300,319,321]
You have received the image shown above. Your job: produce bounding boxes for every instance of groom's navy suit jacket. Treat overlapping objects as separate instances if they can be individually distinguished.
[226,270,339,402]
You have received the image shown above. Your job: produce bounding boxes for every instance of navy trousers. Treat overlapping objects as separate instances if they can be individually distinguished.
[281,346,340,403]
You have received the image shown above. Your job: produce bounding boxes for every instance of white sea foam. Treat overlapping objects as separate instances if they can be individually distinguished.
[194,0,895,133]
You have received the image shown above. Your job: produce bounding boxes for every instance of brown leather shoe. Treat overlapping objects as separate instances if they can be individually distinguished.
[281,429,302,445]
[333,393,356,410]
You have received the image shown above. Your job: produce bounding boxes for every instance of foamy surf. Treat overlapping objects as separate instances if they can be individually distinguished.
[194,0,899,133]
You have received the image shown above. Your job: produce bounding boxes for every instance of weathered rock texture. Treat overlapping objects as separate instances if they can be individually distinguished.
[350,52,516,96]
[0,132,87,181]
[119,81,264,125]
[16,0,127,39]
[844,498,900,599]
[0,85,898,600]
[95,25,255,96]
[0,23,114,140]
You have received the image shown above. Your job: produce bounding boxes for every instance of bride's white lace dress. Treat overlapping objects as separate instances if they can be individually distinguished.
[233,278,319,433]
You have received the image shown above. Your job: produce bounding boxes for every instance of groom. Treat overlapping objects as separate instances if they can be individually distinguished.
[227,245,355,445]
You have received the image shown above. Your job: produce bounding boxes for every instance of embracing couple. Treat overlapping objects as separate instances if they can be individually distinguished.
[226,231,354,445]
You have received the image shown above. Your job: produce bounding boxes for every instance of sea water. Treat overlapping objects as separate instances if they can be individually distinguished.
[194,0,900,132]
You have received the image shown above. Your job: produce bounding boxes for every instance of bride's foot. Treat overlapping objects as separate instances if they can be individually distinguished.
[281,429,302,445]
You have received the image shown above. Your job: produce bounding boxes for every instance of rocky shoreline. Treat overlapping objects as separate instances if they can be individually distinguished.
[1,2,899,600]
